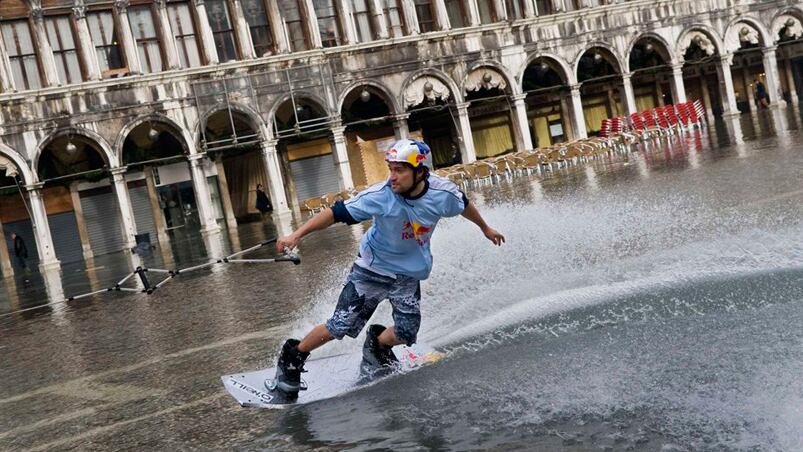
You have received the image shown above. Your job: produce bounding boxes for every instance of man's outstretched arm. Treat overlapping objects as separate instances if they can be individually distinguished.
[461,202,505,246]
[275,208,335,253]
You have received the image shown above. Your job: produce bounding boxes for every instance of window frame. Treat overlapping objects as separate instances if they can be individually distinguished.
[381,0,406,38]
[475,0,497,24]
[2,18,45,90]
[350,0,376,43]
[241,0,275,57]
[205,0,240,62]
[86,8,129,78]
[313,0,344,48]
[413,0,436,33]
[444,0,469,28]
[277,0,310,52]
[166,1,205,68]
[128,3,165,73]
[44,13,85,85]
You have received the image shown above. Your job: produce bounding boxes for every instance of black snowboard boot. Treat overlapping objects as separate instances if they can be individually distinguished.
[266,339,309,402]
[359,324,400,383]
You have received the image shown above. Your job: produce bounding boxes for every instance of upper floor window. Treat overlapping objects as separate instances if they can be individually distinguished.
[206,0,238,61]
[314,0,342,47]
[87,10,127,77]
[476,0,496,24]
[445,0,467,28]
[45,15,83,84]
[167,2,202,68]
[241,0,274,56]
[413,0,436,33]
[129,5,163,73]
[382,0,405,38]
[1,19,42,90]
[350,0,375,43]
[534,0,553,15]
[505,0,526,20]
[277,0,308,52]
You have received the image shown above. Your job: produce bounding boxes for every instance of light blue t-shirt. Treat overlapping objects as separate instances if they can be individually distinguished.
[331,174,468,280]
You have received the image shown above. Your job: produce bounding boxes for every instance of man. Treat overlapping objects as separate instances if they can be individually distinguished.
[255,183,272,215]
[755,79,769,108]
[10,232,28,272]
[268,139,505,401]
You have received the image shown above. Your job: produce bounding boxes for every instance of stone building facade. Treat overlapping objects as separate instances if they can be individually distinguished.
[0,0,801,275]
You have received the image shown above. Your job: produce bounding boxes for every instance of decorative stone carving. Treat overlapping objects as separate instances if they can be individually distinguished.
[680,31,716,57]
[772,14,803,43]
[464,68,507,93]
[403,76,450,108]
[72,4,86,20]
[0,155,19,178]
[114,0,130,12]
[29,7,44,22]
[724,23,760,53]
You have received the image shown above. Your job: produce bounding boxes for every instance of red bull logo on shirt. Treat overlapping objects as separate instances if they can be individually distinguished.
[402,221,432,245]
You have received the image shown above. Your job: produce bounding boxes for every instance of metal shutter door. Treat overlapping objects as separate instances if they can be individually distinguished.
[47,211,83,264]
[290,154,341,202]
[81,192,125,256]
[128,185,156,239]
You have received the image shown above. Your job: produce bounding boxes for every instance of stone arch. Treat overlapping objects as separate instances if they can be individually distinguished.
[32,127,116,176]
[266,91,332,129]
[676,25,724,61]
[574,42,625,79]
[770,7,803,44]
[723,16,771,54]
[194,101,267,149]
[625,32,677,71]
[399,68,463,110]
[114,114,192,167]
[518,52,575,87]
[337,80,400,116]
[462,60,521,95]
[0,144,36,185]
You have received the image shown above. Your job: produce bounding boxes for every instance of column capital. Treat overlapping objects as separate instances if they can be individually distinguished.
[193,0,205,5]
[110,166,128,176]
[153,0,167,7]
[72,4,86,19]
[395,112,411,121]
[719,53,733,65]
[621,72,632,80]
[511,93,527,102]
[29,7,44,22]
[670,62,684,72]
[114,0,130,12]
[763,45,778,54]
[455,102,470,112]
[570,84,582,93]
[263,138,279,149]
[187,152,207,162]
[331,125,347,135]
[25,182,45,192]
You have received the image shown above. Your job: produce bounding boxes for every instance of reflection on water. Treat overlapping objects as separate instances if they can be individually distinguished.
[0,108,802,451]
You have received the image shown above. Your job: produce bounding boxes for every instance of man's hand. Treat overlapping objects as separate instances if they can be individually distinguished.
[482,226,505,246]
[276,233,300,254]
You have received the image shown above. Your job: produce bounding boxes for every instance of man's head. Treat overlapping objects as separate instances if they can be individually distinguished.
[10,232,16,240]
[385,139,431,194]
[256,183,263,190]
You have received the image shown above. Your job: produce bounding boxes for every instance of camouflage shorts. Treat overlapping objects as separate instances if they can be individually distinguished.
[325,265,422,346]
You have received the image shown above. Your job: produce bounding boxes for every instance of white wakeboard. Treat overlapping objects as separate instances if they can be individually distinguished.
[221,342,443,409]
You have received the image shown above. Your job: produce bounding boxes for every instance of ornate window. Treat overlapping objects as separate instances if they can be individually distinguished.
[129,5,163,73]
[413,0,436,32]
[205,0,238,61]
[445,0,467,28]
[241,0,273,56]
[87,10,127,76]
[167,2,202,68]
[476,0,495,24]
[382,0,405,38]
[534,0,553,15]
[277,0,308,52]
[314,0,342,47]
[350,0,375,43]
[1,19,42,89]
[505,0,526,20]
[45,15,83,84]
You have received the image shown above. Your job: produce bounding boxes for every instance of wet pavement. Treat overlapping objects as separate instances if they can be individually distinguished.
[1,108,802,451]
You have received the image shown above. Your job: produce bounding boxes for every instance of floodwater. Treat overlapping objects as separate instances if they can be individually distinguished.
[1,109,802,451]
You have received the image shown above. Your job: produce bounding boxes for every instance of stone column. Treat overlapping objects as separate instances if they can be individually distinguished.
[522,0,535,18]
[0,217,13,277]
[302,0,323,48]
[559,94,574,141]
[69,182,93,260]
[214,159,238,230]
[762,46,786,108]
[394,113,410,140]
[742,66,755,111]
[784,58,799,105]
[717,54,739,116]
[621,73,637,115]
[72,4,102,80]
[400,0,419,35]
[266,0,289,53]
[331,125,355,190]
[655,80,665,107]
[27,184,60,270]
[261,140,290,213]
[114,0,142,74]
[187,154,220,233]
[230,0,255,58]
[699,74,714,121]
[369,0,389,39]
[466,0,481,26]
[144,167,170,249]
[110,167,138,249]
[193,0,220,64]
[433,0,451,30]
[569,84,588,139]
[0,24,15,91]
[512,94,533,151]
[670,63,687,104]
[338,0,358,44]
[492,0,507,21]
[29,7,61,86]
[455,103,477,162]
[153,0,181,69]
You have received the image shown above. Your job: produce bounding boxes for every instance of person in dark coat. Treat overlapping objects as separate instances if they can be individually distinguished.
[10,232,28,271]
[255,184,272,214]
